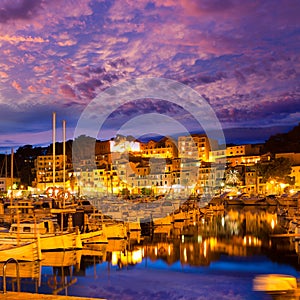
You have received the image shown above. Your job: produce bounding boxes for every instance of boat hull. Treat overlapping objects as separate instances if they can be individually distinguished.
[80,230,108,245]
[39,232,82,251]
[0,240,41,262]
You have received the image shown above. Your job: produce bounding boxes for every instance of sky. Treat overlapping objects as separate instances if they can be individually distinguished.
[0,0,299,152]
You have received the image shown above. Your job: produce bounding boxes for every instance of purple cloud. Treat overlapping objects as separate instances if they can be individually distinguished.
[0,0,42,22]
[0,0,300,149]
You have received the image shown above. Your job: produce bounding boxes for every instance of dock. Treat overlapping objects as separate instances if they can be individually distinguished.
[0,292,104,300]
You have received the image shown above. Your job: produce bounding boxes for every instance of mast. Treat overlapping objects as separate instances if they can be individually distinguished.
[10,148,13,206]
[53,112,56,187]
[63,120,66,191]
[5,152,7,180]
[63,119,66,208]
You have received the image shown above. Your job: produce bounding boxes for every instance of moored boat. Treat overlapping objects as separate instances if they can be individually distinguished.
[0,238,41,262]
[80,230,108,245]
[3,218,82,251]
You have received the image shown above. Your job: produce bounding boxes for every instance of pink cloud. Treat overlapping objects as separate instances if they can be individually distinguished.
[42,87,52,95]
[28,85,37,92]
[11,80,22,93]
[59,84,76,98]
[0,34,48,43]
[0,71,8,78]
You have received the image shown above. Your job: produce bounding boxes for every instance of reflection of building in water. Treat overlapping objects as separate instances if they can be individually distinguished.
[145,242,180,265]
[111,247,143,268]
[225,208,277,240]
[143,240,219,267]
[144,208,278,267]
[180,241,211,266]
[209,236,262,256]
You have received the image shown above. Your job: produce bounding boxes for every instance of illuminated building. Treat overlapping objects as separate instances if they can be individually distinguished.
[291,166,300,189]
[34,154,70,191]
[226,144,263,167]
[178,134,216,162]
[140,137,177,158]
[0,177,21,193]
[209,148,226,164]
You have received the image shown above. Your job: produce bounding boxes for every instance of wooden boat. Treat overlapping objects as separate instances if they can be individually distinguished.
[103,222,127,239]
[172,210,189,222]
[0,238,41,262]
[4,218,82,251]
[153,214,173,226]
[80,230,108,245]
[89,213,127,239]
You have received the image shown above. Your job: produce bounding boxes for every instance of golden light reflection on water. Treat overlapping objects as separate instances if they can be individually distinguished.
[4,207,297,297]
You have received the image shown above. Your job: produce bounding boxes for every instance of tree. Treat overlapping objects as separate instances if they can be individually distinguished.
[256,157,292,183]
[15,145,45,186]
[225,169,241,186]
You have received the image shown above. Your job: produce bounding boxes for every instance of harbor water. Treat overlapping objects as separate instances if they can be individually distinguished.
[1,206,299,300]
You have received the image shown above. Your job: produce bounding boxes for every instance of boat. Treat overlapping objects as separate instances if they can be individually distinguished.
[125,215,141,242]
[0,238,41,262]
[223,196,245,206]
[81,243,107,258]
[153,214,173,226]
[89,212,127,240]
[4,218,82,251]
[172,210,189,222]
[103,222,127,239]
[80,229,108,245]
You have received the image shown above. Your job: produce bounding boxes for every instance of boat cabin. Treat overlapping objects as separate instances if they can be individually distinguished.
[9,219,57,237]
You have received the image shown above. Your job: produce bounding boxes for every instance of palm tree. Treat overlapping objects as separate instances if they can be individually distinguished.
[225,169,241,186]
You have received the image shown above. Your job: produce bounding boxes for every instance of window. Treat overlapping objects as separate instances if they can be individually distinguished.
[23,227,31,233]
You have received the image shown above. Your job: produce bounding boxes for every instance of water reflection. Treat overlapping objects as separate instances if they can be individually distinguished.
[1,206,300,299]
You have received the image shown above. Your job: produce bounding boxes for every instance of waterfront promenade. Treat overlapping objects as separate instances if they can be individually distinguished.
[0,292,104,299]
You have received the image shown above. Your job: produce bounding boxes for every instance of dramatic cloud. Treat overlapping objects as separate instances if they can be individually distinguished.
[0,0,299,150]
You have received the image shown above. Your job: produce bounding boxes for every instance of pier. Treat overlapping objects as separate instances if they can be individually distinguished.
[0,292,104,300]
